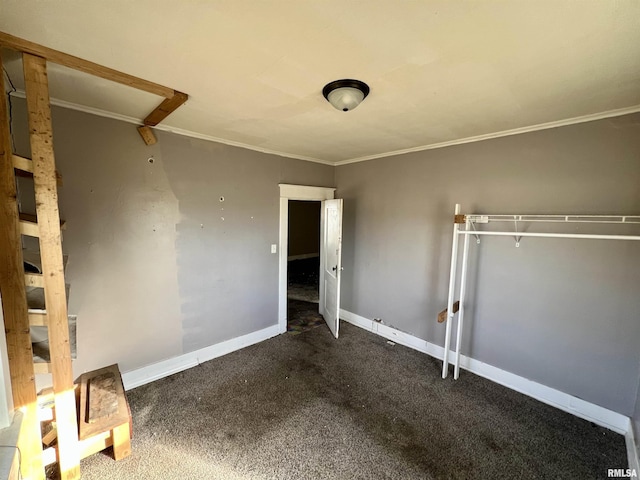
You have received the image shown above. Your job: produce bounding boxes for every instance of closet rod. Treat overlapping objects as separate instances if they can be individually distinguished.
[457,230,640,241]
[467,214,640,223]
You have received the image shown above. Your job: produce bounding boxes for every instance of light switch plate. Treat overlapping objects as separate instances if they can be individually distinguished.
[271,244,277,253]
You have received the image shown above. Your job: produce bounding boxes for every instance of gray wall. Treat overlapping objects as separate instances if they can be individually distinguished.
[11,98,334,376]
[9,95,640,418]
[288,201,321,258]
[336,113,640,415]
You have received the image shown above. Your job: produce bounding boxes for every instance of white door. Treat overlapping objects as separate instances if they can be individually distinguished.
[320,199,343,338]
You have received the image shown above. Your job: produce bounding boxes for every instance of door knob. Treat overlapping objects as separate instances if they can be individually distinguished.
[332,266,337,271]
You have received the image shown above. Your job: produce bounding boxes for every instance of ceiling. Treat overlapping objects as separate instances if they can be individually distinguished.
[1,1,639,165]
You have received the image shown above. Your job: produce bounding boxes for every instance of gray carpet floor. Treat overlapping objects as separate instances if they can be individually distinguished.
[76,322,627,480]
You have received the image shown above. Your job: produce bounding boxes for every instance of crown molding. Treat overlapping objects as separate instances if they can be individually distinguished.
[8,90,333,166]
[333,105,640,166]
[9,90,640,167]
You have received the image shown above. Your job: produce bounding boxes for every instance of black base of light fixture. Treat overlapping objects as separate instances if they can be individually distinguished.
[322,79,370,111]
[322,79,370,100]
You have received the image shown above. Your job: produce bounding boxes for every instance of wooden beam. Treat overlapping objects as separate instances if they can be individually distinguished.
[20,212,66,229]
[78,365,130,441]
[112,423,132,460]
[14,154,63,185]
[19,217,40,237]
[42,425,58,446]
[0,32,189,144]
[15,168,63,186]
[24,52,80,480]
[137,126,157,146]
[33,362,52,374]
[12,154,33,173]
[0,31,173,98]
[143,91,188,126]
[0,51,45,480]
[19,213,66,238]
[24,273,44,288]
[28,310,48,327]
[437,300,460,323]
[78,430,112,461]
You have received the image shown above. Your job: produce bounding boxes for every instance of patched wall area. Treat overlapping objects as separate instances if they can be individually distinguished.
[10,98,334,378]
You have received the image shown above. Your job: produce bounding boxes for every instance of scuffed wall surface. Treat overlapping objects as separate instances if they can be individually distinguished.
[336,113,640,415]
[155,134,331,352]
[10,99,334,377]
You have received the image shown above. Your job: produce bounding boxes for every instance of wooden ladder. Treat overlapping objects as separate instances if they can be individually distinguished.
[0,52,80,479]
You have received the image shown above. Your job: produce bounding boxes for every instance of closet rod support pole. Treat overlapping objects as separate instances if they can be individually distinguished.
[454,217,471,380]
[442,204,461,379]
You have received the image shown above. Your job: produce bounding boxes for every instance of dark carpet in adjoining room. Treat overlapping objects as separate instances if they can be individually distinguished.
[287,257,322,334]
[287,299,324,335]
[287,257,319,304]
[77,322,627,480]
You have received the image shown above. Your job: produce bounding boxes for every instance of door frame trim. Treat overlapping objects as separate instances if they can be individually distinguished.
[278,184,335,334]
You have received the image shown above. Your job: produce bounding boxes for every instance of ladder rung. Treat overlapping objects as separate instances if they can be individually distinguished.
[25,273,44,288]
[19,213,67,237]
[33,362,52,374]
[13,155,64,186]
[12,154,33,173]
[28,310,47,326]
[19,217,40,237]
[42,425,57,446]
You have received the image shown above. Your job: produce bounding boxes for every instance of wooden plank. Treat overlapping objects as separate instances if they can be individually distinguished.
[46,412,125,463]
[29,310,48,326]
[14,155,63,185]
[15,167,64,186]
[25,273,44,288]
[19,213,66,237]
[437,300,460,323]
[143,91,189,126]
[137,125,157,146]
[20,217,40,237]
[42,425,58,446]
[87,372,119,422]
[33,362,52,374]
[112,423,132,460]
[24,52,80,480]
[0,50,45,480]
[20,212,66,229]
[79,365,130,441]
[12,154,33,173]
[0,31,174,98]
[78,430,112,461]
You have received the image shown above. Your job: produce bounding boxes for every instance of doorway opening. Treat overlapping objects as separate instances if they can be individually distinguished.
[278,184,336,334]
[287,200,323,334]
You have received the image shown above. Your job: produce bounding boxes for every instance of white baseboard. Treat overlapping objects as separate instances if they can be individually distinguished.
[122,325,280,390]
[627,420,640,472]
[287,253,319,261]
[340,309,630,435]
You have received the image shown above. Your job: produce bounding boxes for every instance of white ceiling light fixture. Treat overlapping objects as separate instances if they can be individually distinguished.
[322,79,370,112]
